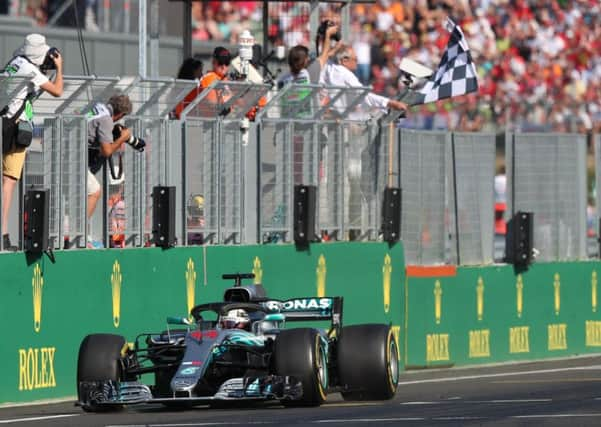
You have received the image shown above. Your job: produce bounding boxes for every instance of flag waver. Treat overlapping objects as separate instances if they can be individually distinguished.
[412,18,478,105]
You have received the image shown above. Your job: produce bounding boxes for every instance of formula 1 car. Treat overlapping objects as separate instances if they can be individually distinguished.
[77,273,399,411]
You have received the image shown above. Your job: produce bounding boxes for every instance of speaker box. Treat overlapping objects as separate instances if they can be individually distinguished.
[293,185,316,244]
[24,189,49,252]
[152,186,176,248]
[382,187,401,243]
[506,211,533,265]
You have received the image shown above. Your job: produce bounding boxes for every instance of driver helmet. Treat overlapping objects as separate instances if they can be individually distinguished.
[220,309,250,330]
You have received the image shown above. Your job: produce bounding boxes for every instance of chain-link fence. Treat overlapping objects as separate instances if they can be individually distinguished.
[451,132,496,265]
[508,133,587,261]
[1,73,595,266]
[400,129,449,265]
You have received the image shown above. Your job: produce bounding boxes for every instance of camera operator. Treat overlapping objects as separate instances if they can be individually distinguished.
[1,33,63,251]
[310,20,343,84]
[86,94,144,247]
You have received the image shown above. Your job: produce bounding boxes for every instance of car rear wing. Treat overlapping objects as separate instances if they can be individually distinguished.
[262,296,343,331]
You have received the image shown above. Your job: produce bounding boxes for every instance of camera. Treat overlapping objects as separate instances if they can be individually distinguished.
[113,124,146,152]
[317,20,341,42]
[398,57,433,87]
[40,47,59,72]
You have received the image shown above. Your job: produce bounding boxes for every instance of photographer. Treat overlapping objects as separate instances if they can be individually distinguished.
[310,20,343,84]
[1,33,63,251]
[86,94,144,247]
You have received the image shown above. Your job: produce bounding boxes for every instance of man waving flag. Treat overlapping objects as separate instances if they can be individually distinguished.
[405,18,479,106]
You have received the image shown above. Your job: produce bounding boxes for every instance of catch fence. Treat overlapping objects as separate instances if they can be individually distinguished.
[0,75,593,266]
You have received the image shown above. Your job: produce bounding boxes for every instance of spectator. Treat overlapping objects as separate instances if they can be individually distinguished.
[199,46,232,108]
[108,173,126,248]
[1,33,63,251]
[279,20,339,88]
[278,45,311,87]
[86,94,143,248]
[321,45,407,117]
[457,94,484,131]
[310,20,342,84]
[494,168,507,236]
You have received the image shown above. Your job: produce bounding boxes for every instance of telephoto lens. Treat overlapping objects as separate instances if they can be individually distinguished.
[127,135,146,152]
[113,124,146,152]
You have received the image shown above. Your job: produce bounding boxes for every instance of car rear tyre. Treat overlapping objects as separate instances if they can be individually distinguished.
[337,324,399,400]
[274,328,328,407]
[77,333,126,412]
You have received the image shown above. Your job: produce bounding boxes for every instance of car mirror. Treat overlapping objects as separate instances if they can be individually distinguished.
[166,316,192,326]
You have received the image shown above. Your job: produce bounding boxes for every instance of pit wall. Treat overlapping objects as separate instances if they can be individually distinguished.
[405,262,601,368]
[4,242,601,406]
[0,242,404,405]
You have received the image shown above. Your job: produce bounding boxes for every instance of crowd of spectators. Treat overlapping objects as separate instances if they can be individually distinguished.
[8,0,601,133]
[188,0,601,134]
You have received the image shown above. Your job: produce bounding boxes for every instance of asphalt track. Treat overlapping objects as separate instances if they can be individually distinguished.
[3,356,601,426]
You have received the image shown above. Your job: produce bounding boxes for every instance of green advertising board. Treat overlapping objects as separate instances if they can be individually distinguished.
[405,262,601,368]
[0,242,404,405]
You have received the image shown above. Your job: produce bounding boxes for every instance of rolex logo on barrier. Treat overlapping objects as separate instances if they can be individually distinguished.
[476,276,484,321]
[111,261,122,328]
[383,254,392,313]
[316,255,326,298]
[516,274,523,318]
[434,280,442,324]
[186,258,196,320]
[553,273,561,316]
[592,271,597,313]
[32,264,43,333]
[252,257,263,284]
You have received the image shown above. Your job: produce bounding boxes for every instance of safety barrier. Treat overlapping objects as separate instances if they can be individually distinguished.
[0,242,403,404]
[405,261,601,368]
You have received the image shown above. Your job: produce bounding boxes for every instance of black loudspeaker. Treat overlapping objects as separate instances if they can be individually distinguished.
[382,187,401,243]
[506,211,533,265]
[24,189,49,252]
[293,185,316,244]
[152,186,176,248]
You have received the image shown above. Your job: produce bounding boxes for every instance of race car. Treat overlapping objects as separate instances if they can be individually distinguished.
[77,273,399,411]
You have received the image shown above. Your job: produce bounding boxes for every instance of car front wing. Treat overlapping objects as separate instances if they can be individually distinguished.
[78,375,302,407]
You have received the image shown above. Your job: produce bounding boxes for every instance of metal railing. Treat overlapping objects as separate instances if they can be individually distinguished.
[0,74,595,266]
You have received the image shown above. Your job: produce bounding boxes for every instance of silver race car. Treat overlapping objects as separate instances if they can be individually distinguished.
[77,273,399,411]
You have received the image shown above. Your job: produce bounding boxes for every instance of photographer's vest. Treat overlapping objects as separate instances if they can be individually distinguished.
[279,69,312,118]
[87,102,112,174]
[0,56,47,121]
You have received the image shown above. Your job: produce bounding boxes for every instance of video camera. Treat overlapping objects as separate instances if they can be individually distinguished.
[317,20,341,42]
[40,47,59,73]
[112,124,146,152]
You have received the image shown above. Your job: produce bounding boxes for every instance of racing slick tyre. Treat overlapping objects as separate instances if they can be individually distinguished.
[337,324,399,401]
[77,333,126,412]
[274,328,328,407]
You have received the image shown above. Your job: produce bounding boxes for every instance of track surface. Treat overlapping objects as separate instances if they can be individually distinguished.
[3,356,601,426]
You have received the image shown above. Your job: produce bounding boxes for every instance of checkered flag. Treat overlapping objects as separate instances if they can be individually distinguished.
[410,18,478,105]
